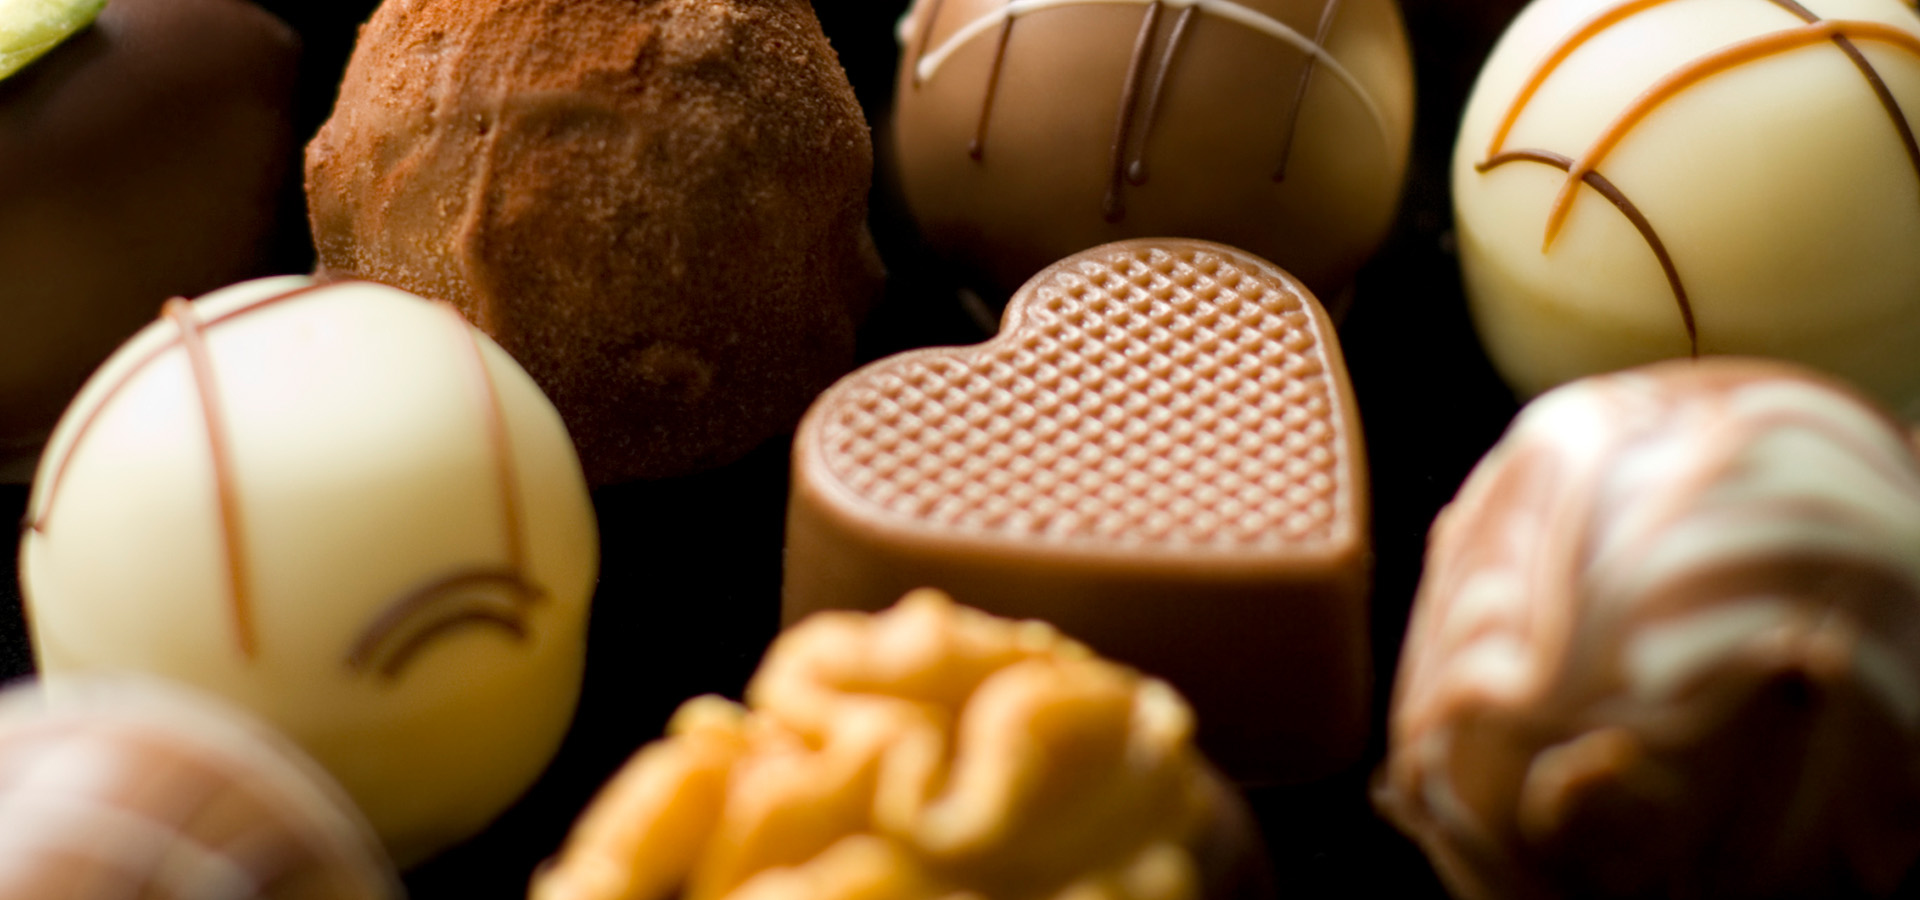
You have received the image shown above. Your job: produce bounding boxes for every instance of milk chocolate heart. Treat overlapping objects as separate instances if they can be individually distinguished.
[784,238,1370,782]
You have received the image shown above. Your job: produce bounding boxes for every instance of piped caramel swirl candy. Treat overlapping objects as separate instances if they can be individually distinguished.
[0,676,400,899]
[532,591,1269,900]
[1377,358,1920,900]
[784,239,1370,782]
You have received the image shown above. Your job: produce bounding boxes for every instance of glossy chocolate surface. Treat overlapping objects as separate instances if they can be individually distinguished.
[786,239,1370,783]
[0,0,297,479]
[891,0,1414,300]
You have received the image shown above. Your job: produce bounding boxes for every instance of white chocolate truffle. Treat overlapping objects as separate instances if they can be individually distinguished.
[1454,0,1920,414]
[891,0,1415,299]
[1377,359,1920,900]
[0,675,401,899]
[17,276,600,866]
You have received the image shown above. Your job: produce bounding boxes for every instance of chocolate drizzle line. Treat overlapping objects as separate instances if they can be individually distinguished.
[1275,0,1343,181]
[1104,0,1168,221]
[439,301,527,574]
[1540,21,1920,247]
[971,6,1018,160]
[345,569,542,680]
[912,0,952,86]
[1767,0,1920,189]
[27,282,331,537]
[1126,3,1198,186]
[1479,149,1697,353]
[162,299,257,661]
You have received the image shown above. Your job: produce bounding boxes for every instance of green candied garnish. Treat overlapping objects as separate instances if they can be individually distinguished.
[0,0,109,82]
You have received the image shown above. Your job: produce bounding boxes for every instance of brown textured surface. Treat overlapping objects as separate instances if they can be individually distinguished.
[305,0,885,484]
[0,0,297,476]
[786,239,1371,783]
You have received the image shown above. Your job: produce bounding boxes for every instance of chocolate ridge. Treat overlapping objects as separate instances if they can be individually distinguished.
[345,568,541,680]
[162,298,255,660]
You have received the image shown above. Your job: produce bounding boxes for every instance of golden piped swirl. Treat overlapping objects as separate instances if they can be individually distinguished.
[533,591,1223,900]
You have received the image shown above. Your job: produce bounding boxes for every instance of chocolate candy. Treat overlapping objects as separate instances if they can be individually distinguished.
[1455,0,1920,415]
[890,0,1414,300]
[305,0,885,484]
[784,239,1370,782]
[18,277,599,865]
[533,590,1270,900]
[0,675,399,899]
[1377,358,1920,900]
[0,0,297,479]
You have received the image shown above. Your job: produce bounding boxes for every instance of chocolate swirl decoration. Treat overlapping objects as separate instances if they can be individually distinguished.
[1376,360,1920,900]
[905,0,1385,221]
[1478,0,1920,355]
[26,283,541,674]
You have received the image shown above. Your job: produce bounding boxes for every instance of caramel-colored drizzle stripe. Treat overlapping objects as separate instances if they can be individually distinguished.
[1122,2,1198,187]
[26,283,331,536]
[438,300,527,575]
[1480,149,1697,353]
[1487,0,1920,189]
[162,299,256,661]
[910,0,952,86]
[1274,0,1343,181]
[1104,0,1169,221]
[1540,21,1920,247]
[345,568,541,680]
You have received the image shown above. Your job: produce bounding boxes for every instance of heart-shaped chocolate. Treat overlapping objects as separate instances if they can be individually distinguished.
[785,238,1370,782]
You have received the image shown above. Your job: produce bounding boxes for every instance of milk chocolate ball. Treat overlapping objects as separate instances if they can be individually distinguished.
[891,0,1415,300]
[305,0,885,483]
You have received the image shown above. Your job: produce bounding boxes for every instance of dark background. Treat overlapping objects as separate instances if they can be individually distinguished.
[0,0,1534,896]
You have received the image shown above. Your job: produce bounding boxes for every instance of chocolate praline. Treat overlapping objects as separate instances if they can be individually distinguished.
[0,0,298,479]
[305,0,885,484]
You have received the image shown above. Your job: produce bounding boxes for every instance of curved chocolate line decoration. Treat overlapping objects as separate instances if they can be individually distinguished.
[438,301,528,575]
[1482,0,1920,353]
[346,569,543,680]
[911,0,1390,220]
[162,299,256,660]
[1479,149,1697,353]
[26,283,330,537]
[1275,0,1343,181]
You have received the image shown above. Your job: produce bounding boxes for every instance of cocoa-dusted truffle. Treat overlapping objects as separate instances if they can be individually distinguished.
[305,0,885,483]
[0,0,297,479]
[1377,359,1920,900]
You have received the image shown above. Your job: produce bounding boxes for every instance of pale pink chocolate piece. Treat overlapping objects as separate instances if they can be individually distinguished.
[785,238,1370,782]
[1377,359,1920,900]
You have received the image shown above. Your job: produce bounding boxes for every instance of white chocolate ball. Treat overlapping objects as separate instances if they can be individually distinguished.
[17,276,599,865]
[1454,0,1920,414]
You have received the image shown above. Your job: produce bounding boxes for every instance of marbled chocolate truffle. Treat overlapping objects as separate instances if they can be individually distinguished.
[20,277,599,866]
[305,0,885,483]
[0,0,297,479]
[1454,0,1920,415]
[891,0,1414,301]
[1377,359,1920,900]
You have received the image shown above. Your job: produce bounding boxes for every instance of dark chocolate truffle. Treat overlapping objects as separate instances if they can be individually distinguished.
[1377,358,1920,900]
[305,0,885,484]
[0,0,298,479]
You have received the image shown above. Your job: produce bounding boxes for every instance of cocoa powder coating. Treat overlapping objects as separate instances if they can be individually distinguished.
[306,0,883,483]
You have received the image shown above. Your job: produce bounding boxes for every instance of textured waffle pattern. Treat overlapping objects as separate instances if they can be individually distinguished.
[821,245,1343,548]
